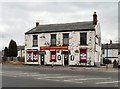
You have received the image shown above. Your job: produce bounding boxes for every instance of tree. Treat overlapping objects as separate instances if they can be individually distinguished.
[4,47,9,57]
[8,40,17,57]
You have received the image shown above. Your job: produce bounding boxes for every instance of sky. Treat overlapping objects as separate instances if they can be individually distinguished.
[0,0,119,51]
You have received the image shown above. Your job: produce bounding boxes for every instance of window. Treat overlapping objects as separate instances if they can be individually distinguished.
[80,49,87,63]
[50,51,56,62]
[71,55,74,61]
[51,34,56,46]
[63,33,69,46]
[33,35,38,47]
[80,33,87,45]
[105,49,112,57]
[58,55,61,60]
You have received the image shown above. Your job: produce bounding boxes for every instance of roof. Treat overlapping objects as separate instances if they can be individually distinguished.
[17,46,25,51]
[102,43,119,49]
[25,21,95,34]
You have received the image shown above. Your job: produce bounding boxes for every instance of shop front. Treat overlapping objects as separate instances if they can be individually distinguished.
[26,49,39,64]
[80,48,87,63]
[40,46,68,65]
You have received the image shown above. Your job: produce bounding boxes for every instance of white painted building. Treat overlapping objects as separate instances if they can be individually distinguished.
[25,12,101,66]
[17,46,25,58]
[102,41,119,63]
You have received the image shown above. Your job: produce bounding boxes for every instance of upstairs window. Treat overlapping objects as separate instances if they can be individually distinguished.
[80,33,87,45]
[51,34,56,46]
[63,33,69,46]
[33,35,38,47]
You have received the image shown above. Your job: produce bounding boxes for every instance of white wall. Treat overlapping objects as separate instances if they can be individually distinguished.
[25,29,99,66]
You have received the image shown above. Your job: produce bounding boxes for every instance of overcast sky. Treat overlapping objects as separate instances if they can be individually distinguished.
[0,1,119,50]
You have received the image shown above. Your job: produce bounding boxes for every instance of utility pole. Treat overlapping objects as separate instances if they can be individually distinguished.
[106,43,108,69]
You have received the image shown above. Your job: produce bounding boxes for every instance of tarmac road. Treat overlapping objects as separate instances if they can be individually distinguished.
[2,64,120,88]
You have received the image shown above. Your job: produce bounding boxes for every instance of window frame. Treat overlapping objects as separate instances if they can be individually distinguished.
[63,33,69,46]
[80,32,87,45]
[33,35,38,47]
[51,34,56,46]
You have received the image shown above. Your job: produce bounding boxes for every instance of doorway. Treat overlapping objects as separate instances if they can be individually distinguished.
[64,53,69,65]
[40,55,44,65]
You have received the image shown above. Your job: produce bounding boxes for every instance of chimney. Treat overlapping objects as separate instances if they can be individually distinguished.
[93,12,97,25]
[36,22,39,27]
[110,40,112,44]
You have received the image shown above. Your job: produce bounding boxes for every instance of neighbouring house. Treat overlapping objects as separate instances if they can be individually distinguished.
[0,51,3,62]
[102,40,119,64]
[25,12,101,67]
[17,46,25,59]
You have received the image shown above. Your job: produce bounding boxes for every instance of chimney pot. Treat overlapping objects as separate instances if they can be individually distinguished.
[93,11,97,25]
[110,40,112,44]
[36,22,39,27]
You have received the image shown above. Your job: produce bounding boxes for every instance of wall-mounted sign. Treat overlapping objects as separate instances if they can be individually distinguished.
[71,55,74,61]
[75,50,79,53]
[40,46,68,51]
[58,55,61,60]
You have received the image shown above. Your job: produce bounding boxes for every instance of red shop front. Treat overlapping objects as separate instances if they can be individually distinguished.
[80,48,87,63]
[40,46,68,62]
[50,49,56,62]
[26,50,38,62]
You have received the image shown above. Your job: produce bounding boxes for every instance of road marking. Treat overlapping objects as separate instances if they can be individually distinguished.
[64,80,71,82]
[96,81,120,84]
[74,77,111,81]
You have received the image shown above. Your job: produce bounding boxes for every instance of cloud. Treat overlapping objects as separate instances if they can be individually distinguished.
[0,1,118,50]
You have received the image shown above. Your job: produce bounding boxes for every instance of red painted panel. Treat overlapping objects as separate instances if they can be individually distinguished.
[51,51,56,61]
[80,49,87,63]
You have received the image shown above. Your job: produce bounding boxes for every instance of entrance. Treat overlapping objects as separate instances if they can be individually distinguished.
[40,55,44,65]
[64,53,69,65]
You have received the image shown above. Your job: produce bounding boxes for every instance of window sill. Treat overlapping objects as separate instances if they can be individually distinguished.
[32,45,38,47]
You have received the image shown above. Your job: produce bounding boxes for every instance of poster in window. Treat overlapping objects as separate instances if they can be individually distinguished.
[52,55,56,60]
[27,52,33,62]
[80,49,87,63]
[33,51,38,62]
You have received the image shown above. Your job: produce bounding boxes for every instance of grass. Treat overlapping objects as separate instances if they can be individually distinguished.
[2,61,24,65]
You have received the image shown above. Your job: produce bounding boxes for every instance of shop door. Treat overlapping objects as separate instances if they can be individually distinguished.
[40,55,44,65]
[64,53,69,65]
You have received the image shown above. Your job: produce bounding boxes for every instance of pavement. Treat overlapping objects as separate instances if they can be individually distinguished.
[30,64,119,73]
[2,63,119,72]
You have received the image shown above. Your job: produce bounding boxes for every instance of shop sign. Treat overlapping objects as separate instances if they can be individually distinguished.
[40,46,68,51]
[39,51,46,55]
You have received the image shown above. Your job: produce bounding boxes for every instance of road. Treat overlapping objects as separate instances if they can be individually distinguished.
[2,64,120,88]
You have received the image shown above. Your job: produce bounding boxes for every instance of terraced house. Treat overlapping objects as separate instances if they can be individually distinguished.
[25,12,101,67]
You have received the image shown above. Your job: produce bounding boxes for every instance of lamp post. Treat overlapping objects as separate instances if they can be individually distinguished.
[106,43,108,69]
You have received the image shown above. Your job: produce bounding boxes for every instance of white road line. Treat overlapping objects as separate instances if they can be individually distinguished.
[74,77,111,81]
[96,81,120,84]
[64,80,71,82]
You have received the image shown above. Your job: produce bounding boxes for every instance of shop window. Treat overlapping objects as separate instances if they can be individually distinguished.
[33,35,38,47]
[80,49,87,63]
[27,52,33,62]
[50,51,56,62]
[80,33,87,45]
[26,50,38,62]
[71,55,74,61]
[33,51,38,62]
[58,55,61,60]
